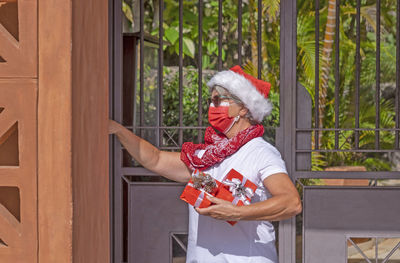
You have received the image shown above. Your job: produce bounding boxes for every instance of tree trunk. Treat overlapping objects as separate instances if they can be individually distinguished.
[319,0,337,130]
[313,0,337,151]
[249,0,258,70]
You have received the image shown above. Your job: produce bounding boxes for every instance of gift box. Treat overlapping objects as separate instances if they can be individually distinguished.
[217,169,258,225]
[180,169,234,208]
[180,169,220,208]
[180,169,258,226]
[220,168,257,205]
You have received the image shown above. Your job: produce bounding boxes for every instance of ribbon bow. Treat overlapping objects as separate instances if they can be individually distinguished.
[223,178,254,205]
[191,170,217,194]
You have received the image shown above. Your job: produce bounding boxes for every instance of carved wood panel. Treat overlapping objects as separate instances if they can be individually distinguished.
[0,0,37,77]
[0,80,37,263]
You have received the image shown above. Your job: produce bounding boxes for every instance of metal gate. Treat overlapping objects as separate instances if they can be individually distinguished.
[109,0,400,262]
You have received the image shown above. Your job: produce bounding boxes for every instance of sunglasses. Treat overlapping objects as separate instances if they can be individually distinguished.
[207,95,236,107]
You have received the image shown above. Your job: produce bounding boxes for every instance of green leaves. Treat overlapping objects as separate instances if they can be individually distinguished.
[164,27,196,58]
[165,27,179,45]
[122,1,133,23]
[183,37,195,58]
[202,55,210,68]
[206,41,217,55]
[162,66,212,143]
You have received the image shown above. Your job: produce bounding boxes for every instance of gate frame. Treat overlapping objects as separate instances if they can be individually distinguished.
[108,0,299,261]
[278,0,298,262]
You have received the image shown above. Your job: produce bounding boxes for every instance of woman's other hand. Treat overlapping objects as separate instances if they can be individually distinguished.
[195,196,241,221]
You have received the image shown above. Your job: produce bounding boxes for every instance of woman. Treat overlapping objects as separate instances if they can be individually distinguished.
[109,65,301,262]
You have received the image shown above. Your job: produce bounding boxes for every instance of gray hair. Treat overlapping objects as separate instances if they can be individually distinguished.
[212,85,260,125]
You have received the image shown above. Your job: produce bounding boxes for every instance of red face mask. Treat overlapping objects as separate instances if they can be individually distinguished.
[208,102,239,134]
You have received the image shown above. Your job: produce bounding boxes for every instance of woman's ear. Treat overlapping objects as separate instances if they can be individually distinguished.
[239,107,249,117]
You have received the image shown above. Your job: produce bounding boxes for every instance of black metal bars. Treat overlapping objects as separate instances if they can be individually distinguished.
[355,0,361,149]
[396,0,400,149]
[139,0,144,138]
[296,149,399,153]
[197,0,203,143]
[296,0,400,173]
[158,0,164,148]
[314,0,320,150]
[179,0,183,145]
[376,0,381,149]
[218,0,222,71]
[296,128,400,132]
[334,0,340,149]
[257,0,262,78]
[295,171,399,180]
[238,0,242,66]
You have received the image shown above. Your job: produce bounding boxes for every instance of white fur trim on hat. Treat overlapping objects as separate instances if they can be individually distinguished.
[207,70,272,122]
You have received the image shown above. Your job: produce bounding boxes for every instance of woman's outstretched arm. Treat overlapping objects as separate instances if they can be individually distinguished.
[109,120,191,183]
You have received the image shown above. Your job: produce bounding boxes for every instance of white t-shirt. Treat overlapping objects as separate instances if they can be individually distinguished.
[186,137,287,263]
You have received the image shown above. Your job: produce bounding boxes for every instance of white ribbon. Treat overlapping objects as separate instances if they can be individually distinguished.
[223,178,254,205]
[188,182,213,207]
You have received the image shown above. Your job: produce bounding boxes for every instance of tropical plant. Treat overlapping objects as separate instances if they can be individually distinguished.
[296,0,398,171]
[123,0,399,172]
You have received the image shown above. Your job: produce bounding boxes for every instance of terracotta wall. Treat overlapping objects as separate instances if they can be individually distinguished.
[0,0,38,262]
[71,0,110,262]
[1,0,109,262]
[38,0,73,262]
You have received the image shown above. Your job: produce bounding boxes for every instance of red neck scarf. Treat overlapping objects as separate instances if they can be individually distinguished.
[180,124,264,171]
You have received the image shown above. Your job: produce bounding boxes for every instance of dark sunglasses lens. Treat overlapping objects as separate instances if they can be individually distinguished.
[212,96,220,107]
[208,96,219,107]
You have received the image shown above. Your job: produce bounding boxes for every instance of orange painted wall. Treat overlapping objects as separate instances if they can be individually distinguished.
[38,0,73,262]
[1,0,38,262]
[71,0,110,262]
[1,0,109,261]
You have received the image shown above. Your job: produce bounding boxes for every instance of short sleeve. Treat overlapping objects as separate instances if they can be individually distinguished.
[258,148,288,181]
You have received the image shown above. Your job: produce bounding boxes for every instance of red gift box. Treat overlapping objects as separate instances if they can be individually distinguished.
[217,169,258,225]
[180,169,258,226]
[180,170,234,208]
[180,169,220,208]
[220,168,257,205]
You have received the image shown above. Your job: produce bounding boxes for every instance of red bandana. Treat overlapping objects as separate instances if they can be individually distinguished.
[180,124,264,171]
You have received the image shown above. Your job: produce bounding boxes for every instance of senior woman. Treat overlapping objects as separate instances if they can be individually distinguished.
[109,65,302,263]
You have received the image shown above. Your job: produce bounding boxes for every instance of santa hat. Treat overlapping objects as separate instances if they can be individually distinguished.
[207,65,272,122]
